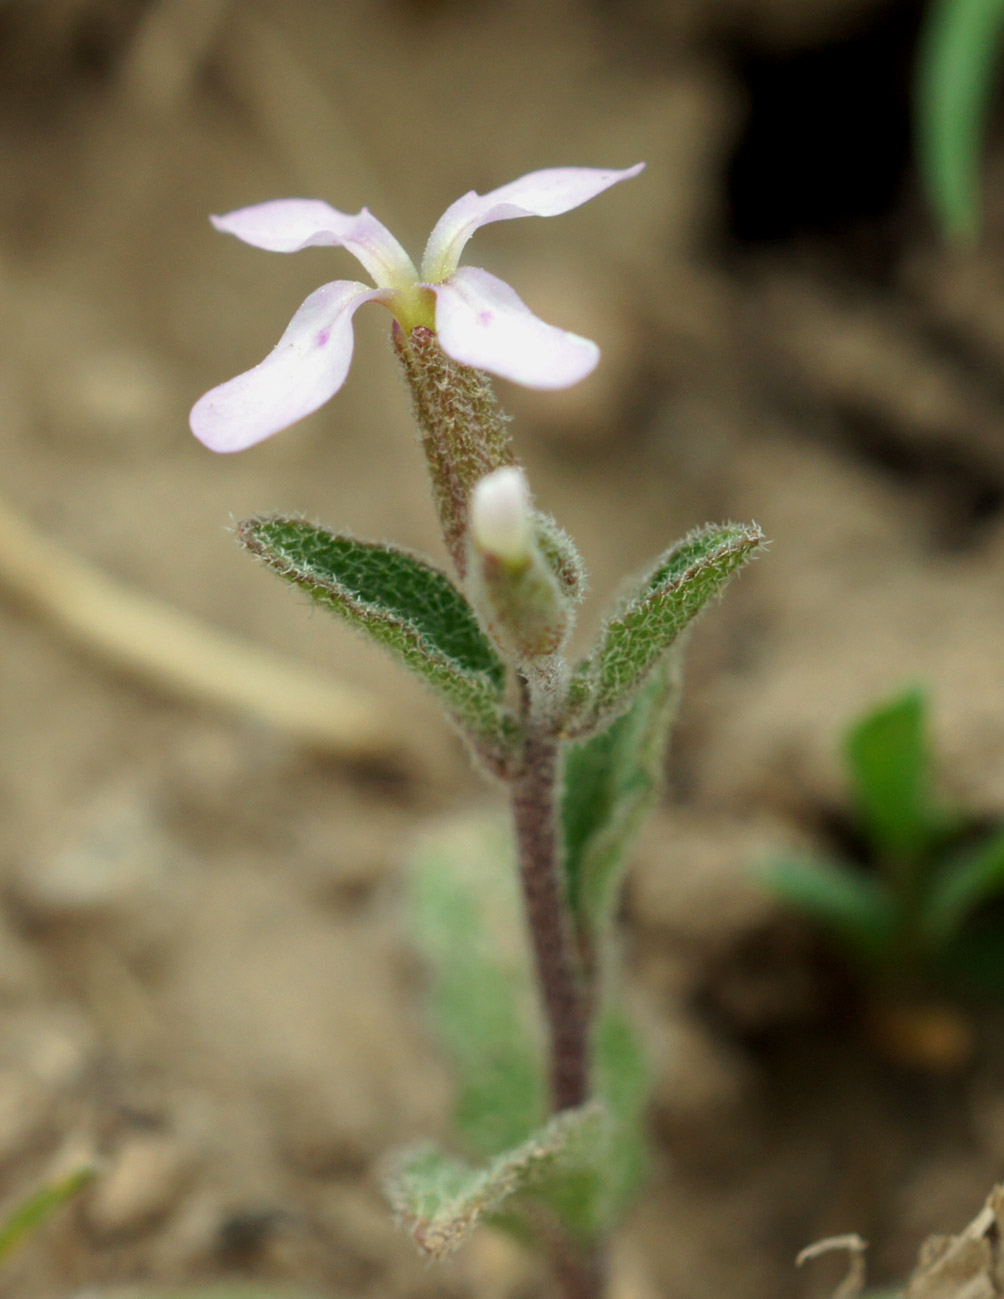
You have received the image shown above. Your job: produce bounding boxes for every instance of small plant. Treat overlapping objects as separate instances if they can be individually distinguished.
[190,164,764,1298]
[762,688,1004,1005]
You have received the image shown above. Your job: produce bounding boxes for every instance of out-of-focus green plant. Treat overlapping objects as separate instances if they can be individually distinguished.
[0,1159,96,1267]
[762,689,1004,997]
[916,0,1004,241]
[399,815,649,1263]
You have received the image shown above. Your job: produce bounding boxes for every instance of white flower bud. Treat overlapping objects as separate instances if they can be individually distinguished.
[470,467,533,565]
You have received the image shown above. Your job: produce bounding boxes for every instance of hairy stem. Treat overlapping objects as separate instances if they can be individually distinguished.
[511,728,590,1111]
[393,324,515,577]
[511,729,602,1299]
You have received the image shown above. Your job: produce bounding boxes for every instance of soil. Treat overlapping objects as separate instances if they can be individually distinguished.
[2,1,1004,1296]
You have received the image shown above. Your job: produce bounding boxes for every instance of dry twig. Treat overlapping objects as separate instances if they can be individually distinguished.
[0,494,429,771]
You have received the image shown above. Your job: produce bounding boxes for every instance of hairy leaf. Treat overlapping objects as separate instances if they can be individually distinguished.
[568,522,763,735]
[760,856,898,965]
[487,1011,647,1244]
[238,517,513,759]
[409,817,545,1157]
[534,512,588,603]
[916,0,1004,240]
[388,1104,607,1259]
[563,657,680,941]
[489,1009,649,1244]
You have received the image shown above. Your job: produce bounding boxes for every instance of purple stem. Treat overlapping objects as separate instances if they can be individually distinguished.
[510,728,604,1299]
[510,728,590,1113]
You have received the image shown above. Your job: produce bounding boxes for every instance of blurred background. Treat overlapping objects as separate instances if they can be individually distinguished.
[3,0,1004,1295]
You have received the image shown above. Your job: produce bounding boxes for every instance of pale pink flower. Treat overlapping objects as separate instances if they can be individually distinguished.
[190,164,644,453]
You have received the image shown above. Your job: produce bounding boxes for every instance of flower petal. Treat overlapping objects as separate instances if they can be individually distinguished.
[210,200,417,289]
[432,266,599,390]
[190,281,384,452]
[421,163,645,281]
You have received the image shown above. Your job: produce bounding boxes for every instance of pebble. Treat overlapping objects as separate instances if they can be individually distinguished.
[12,783,182,943]
[84,1133,191,1239]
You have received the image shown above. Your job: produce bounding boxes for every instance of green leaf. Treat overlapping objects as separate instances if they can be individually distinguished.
[844,689,944,866]
[503,1011,648,1242]
[591,1006,650,1218]
[387,1103,607,1259]
[0,1160,96,1264]
[534,512,587,603]
[484,1011,649,1246]
[937,921,1004,998]
[407,815,650,1246]
[563,657,680,943]
[922,824,1004,947]
[568,522,764,735]
[409,817,546,1157]
[238,517,514,760]
[916,0,1004,241]
[759,856,898,966]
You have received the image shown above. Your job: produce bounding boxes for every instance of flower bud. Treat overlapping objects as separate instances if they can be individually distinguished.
[470,467,533,567]
[467,469,575,664]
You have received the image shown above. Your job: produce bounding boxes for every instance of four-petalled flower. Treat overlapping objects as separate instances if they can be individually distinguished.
[190,163,644,453]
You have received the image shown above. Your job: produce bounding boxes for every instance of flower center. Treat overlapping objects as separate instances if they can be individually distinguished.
[384,282,437,333]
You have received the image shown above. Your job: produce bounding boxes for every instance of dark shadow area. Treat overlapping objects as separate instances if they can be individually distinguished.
[724,0,923,254]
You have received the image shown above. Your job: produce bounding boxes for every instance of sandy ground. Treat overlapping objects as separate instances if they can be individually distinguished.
[3,1,1004,1295]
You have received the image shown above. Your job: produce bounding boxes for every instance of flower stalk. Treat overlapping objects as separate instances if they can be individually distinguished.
[511,724,591,1114]
[393,325,515,575]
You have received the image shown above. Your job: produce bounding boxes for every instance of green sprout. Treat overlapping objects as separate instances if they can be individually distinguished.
[0,1160,96,1267]
[762,688,1004,999]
